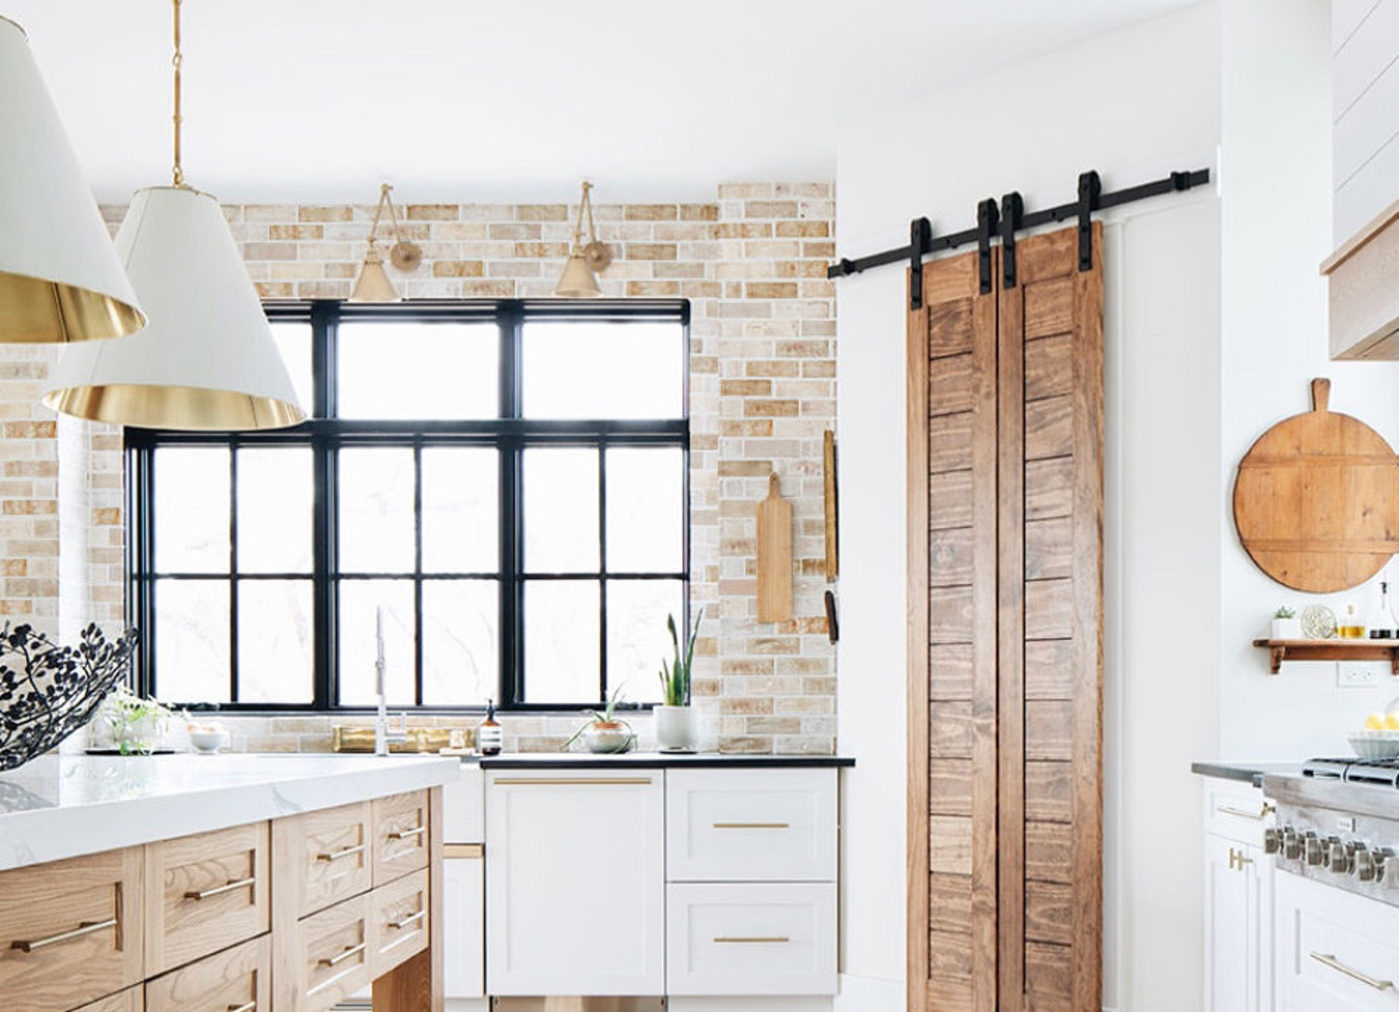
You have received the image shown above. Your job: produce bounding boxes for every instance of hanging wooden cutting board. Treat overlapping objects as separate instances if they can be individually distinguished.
[756,472,793,622]
[1233,378,1399,592]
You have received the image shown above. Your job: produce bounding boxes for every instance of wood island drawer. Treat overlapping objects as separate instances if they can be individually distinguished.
[372,791,429,886]
[369,868,430,976]
[274,801,373,918]
[665,882,837,995]
[0,847,143,1012]
[73,986,143,1012]
[144,822,270,974]
[292,894,373,1012]
[144,934,270,1012]
[665,769,837,882]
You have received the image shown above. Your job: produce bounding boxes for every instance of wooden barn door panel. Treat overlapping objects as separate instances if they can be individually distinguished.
[909,223,1102,1012]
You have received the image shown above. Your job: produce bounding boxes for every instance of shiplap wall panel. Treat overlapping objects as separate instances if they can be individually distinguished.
[1333,0,1399,240]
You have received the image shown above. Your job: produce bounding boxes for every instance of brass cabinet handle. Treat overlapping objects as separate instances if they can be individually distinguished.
[1217,803,1275,821]
[713,822,790,830]
[1227,847,1254,871]
[316,843,366,863]
[714,936,790,944]
[1309,951,1395,990]
[387,825,426,841]
[10,917,118,952]
[493,777,653,786]
[227,1002,257,1012]
[388,909,425,931]
[319,942,367,967]
[444,843,483,859]
[185,875,256,901]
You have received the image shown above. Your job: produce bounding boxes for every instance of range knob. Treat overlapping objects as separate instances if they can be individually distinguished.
[1264,827,1281,855]
[1354,845,1377,882]
[1305,833,1324,866]
[1380,849,1399,888]
[1283,827,1302,860]
[1327,839,1353,874]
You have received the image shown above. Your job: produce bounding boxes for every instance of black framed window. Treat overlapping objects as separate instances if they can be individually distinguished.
[126,299,690,711]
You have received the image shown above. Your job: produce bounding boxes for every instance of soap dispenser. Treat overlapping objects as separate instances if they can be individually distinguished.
[478,698,503,756]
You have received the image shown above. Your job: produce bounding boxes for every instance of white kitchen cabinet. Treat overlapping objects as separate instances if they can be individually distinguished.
[444,846,485,1002]
[1276,870,1399,1010]
[485,770,665,996]
[1203,780,1275,1012]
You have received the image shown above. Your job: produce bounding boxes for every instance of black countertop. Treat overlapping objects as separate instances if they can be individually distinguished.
[477,751,854,770]
[1191,759,1302,788]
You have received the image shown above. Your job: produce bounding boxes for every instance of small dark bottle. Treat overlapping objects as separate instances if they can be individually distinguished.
[478,698,503,756]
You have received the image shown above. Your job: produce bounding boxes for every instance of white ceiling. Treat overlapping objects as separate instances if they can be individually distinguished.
[9,0,1199,204]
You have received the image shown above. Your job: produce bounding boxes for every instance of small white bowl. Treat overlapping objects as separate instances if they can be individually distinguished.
[188,729,229,754]
[1348,730,1399,760]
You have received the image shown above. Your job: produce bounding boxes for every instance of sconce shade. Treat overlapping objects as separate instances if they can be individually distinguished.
[555,252,601,298]
[42,186,305,430]
[349,244,401,302]
[0,17,145,343]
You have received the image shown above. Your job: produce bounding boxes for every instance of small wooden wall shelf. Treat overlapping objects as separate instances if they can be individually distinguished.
[1254,638,1399,675]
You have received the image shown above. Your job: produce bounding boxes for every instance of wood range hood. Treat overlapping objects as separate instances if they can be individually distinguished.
[1323,196,1399,360]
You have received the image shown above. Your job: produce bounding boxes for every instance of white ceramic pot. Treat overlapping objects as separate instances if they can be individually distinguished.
[655,704,699,753]
[1272,617,1301,640]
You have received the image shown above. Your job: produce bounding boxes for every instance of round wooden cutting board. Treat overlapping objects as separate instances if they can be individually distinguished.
[1234,378,1399,592]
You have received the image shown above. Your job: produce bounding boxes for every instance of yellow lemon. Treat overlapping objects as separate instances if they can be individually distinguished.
[1384,714,1399,731]
[1366,712,1386,730]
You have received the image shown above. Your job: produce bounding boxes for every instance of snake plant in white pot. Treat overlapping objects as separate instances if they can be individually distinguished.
[656,609,703,753]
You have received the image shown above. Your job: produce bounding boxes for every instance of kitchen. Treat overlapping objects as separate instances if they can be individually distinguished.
[0,1,1395,1011]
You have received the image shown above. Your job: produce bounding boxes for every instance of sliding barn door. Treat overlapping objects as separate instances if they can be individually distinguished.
[908,224,1102,1012]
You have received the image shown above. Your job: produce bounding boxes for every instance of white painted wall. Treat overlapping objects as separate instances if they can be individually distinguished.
[835,5,1222,1011]
[1219,0,1399,760]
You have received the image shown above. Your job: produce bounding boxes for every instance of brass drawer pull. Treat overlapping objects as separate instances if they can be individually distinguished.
[493,777,653,786]
[319,942,367,967]
[1309,951,1394,990]
[10,916,118,952]
[388,909,425,931]
[713,822,790,830]
[1216,803,1275,821]
[227,1002,257,1012]
[387,825,426,841]
[316,843,367,863]
[714,936,790,944]
[444,843,483,859]
[185,875,256,901]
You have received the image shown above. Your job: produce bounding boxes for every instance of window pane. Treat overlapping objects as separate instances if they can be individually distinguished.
[271,322,313,417]
[606,580,684,703]
[338,579,415,706]
[422,448,498,573]
[525,580,599,704]
[154,447,229,573]
[606,447,684,572]
[338,323,498,420]
[155,579,229,703]
[237,448,313,573]
[422,580,497,706]
[524,448,598,573]
[339,448,415,573]
[237,580,313,703]
[522,322,683,419]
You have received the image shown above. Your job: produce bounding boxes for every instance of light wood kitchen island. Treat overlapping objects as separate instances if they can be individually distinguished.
[0,754,460,1012]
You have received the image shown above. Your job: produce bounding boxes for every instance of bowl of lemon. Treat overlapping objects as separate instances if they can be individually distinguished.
[1351,710,1399,759]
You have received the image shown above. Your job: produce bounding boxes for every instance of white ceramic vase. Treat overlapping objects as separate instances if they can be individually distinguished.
[655,704,699,753]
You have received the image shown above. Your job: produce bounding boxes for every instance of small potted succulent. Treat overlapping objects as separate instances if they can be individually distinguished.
[562,686,636,754]
[1272,606,1300,641]
[656,609,703,753]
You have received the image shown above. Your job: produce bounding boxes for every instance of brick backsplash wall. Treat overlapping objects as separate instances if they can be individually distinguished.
[0,181,836,755]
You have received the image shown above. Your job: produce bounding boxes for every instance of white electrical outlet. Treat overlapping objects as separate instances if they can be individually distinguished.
[1337,663,1383,688]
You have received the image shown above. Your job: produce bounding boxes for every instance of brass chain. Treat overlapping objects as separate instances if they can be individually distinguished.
[171,0,184,187]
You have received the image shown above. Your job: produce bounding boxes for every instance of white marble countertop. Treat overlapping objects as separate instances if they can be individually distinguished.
[0,753,461,872]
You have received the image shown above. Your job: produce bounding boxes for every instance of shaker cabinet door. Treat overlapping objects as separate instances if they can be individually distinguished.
[485,771,664,996]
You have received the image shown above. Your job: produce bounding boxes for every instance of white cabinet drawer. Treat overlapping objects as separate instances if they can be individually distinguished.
[1203,780,1274,847]
[665,769,837,882]
[666,882,836,995]
[1276,872,1399,1010]
[442,766,484,844]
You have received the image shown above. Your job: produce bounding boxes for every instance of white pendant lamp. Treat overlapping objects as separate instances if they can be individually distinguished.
[0,16,145,343]
[349,184,421,302]
[554,181,612,298]
[42,0,303,431]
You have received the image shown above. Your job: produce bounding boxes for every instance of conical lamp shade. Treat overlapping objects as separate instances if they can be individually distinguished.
[42,186,305,430]
[555,252,601,298]
[349,245,400,302]
[0,17,144,343]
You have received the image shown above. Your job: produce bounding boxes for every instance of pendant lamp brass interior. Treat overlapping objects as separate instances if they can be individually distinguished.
[42,0,303,431]
[0,16,145,342]
[350,184,421,301]
[555,181,611,297]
